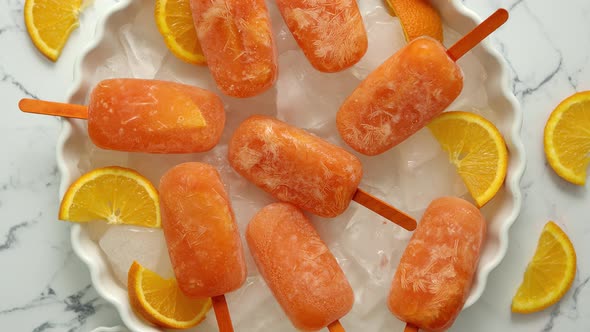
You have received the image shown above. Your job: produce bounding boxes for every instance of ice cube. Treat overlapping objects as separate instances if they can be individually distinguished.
[93,54,133,83]
[444,27,490,114]
[396,129,443,170]
[99,226,172,286]
[127,152,195,185]
[153,53,216,91]
[84,221,111,242]
[337,239,404,320]
[340,207,410,284]
[226,277,289,331]
[357,149,402,199]
[220,87,279,142]
[396,131,468,213]
[276,50,360,130]
[348,281,390,326]
[351,7,406,80]
[118,4,168,79]
[230,185,274,234]
[358,0,390,15]
[227,173,275,275]
[268,1,299,53]
[198,145,234,183]
[84,141,129,170]
[310,208,355,248]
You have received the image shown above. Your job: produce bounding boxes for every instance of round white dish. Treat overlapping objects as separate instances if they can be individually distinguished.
[57,0,525,331]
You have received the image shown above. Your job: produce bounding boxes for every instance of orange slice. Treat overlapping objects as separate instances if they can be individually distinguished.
[155,0,206,64]
[512,222,576,313]
[427,111,508,207]
[128,261,212,328]
[24,0,83,61]
[544,91,590,185]
[58,166,160,228]
[385,0,443,43]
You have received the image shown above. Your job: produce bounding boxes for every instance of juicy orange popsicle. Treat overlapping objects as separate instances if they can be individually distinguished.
[190,0,278,98]
[276,0,367,72]
[247,203,354,330]
[159,162,246,297]
[337,36,463,156]
[228,115,362,218]
[388,197,486,331]
[89,78,225,153]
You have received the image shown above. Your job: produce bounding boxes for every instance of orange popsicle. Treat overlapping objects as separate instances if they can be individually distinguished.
[228,115,417,231]
[229,115,361,218]
[276,0,367,72]
[337,36,463,156]
[337,9,509,156]
[159,162,246,298]
[190,0,278,98]
[247,203,354,331]
[19,78,226,154]
[388,197,486,331]
[160,162,246,331]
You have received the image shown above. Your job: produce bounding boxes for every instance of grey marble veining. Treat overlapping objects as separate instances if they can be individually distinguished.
[1,0,590,331]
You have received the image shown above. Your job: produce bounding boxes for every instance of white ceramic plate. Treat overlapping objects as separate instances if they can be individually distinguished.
[57,0,525,331]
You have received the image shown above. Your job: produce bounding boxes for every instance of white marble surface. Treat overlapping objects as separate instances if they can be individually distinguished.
[0,0,589,331]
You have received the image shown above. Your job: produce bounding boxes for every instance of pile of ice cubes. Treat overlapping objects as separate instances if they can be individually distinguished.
[84,0,491,331]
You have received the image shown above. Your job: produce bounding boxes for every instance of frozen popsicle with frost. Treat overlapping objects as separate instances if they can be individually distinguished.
[159,162,246,332]
[247,202,353,331]
[228,115,417,231]
[275,0,367,72]
[388,197,486,332]
[19,78,225,154]
[190,0,278,98]
[337,9,509,156]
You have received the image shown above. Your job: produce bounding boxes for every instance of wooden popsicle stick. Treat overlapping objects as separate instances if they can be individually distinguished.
[328,320,346,332]
[352,189,417,231]
[404,323,419,332]
[19,98,89,119]
[212,295,234,332]
[446,8,509,61]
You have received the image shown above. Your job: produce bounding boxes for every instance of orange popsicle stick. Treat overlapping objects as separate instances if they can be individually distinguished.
[328,320,346,332]
[446,8,509,61]
[352,189,417,231]
[19,98,88,119]
[404,323,419,332]
[212,295,234,332]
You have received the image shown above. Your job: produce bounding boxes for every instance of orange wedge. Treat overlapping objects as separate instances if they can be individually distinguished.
[427,111,508,207]
[544,91,590,185]
[24,0,83,61]
[155,0,206,64]
[59,166,160,228]
[512,222,576,313]
[385,0,443,43]
[128,261,212,328]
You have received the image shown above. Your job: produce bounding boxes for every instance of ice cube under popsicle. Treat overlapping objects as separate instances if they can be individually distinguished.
[159,162,246,332]
[19,78,225,154]
[389,197,486,332]
[228,115,417,231]
[247,203,354,331]
[337,9,509,155]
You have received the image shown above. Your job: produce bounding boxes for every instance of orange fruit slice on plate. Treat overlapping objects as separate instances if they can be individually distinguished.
[128,261,212,328]
[512,221,576,313]
[427,111,508,207]
[544,91,590,185]
[155,0,206,64]
[24,0,83,61]
[385,0,443,42]
[58,166,161,228]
